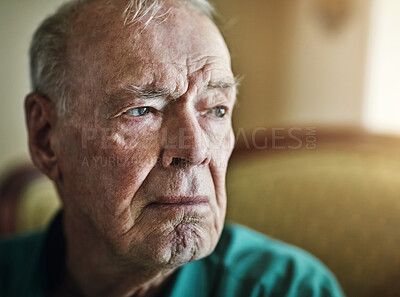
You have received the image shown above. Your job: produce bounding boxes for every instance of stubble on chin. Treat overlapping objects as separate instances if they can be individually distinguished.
[137,213,219,268]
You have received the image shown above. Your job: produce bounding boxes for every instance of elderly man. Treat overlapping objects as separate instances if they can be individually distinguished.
[0,0,345,296]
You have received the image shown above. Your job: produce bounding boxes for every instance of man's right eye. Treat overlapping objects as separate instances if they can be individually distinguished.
[123,107,152,117]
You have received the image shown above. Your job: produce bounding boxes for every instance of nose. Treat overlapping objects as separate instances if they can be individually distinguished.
[160,106,210,168]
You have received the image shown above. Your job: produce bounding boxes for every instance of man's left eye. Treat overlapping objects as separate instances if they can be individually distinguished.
[209,106,228,118]
[123,107,153,117]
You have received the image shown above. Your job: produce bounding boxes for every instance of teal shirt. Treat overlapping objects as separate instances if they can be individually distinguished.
[0,214,345,297]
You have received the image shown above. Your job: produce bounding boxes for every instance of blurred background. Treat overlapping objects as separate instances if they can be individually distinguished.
[215,0,399,134]
[1,0,400,296]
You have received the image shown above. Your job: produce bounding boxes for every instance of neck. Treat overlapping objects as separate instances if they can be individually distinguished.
[59,210,175,297]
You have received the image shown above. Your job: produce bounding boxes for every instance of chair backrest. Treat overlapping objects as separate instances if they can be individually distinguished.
[0,164,60,237]
[226,128,400,297]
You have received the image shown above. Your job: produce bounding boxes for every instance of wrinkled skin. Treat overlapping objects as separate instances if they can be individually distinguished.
[26,1,236,296]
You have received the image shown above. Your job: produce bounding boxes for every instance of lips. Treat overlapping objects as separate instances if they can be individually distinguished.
[150,195,209,206]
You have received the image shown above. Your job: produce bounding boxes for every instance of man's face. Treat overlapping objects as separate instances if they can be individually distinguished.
[53,1,236,267]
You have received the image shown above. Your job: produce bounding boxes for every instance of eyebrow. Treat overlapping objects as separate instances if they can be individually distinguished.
[208,78,240,90]
[208,77,241,97]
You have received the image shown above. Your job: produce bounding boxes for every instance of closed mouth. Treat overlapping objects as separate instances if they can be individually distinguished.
[149,196,209,206]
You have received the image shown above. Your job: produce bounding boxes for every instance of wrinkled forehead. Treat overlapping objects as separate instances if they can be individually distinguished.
[66,0,232,94]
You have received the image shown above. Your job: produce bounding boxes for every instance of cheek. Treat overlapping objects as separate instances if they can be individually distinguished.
[207,123,234,168]
[103,132,159,190]
[58,123,161,215]
[207,124,233,216]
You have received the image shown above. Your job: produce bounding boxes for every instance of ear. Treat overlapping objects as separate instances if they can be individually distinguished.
[25,93,59,181]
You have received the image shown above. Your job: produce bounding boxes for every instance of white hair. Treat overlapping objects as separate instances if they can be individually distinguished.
[29,0,215,113]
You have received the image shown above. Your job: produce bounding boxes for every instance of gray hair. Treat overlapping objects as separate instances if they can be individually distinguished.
[29,0,214,113]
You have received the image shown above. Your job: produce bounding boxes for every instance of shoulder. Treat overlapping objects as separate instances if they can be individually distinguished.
[0,230,45,264]
[0,229,44,249]
[0,230,46,296]
[209,224,345,297]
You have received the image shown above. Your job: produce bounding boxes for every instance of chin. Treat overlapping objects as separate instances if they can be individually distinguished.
[146,219,218,268]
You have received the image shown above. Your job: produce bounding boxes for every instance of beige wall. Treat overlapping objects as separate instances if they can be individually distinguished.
[364,0,400,135]
[0,0,65,170]
[281,0,371,126]
[215,0,287,129]
[216,0,371,130]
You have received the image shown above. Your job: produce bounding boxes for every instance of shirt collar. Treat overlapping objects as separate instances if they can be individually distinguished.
[42,210,66,295]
